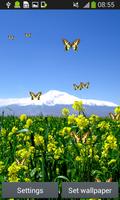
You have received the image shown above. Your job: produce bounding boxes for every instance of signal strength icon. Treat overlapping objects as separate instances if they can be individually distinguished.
[83,2,90,8]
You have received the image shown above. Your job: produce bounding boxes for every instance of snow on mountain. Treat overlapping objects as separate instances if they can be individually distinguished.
[0,90,118,107]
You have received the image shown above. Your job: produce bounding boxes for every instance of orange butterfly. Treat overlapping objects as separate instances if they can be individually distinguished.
[95,178,112,182]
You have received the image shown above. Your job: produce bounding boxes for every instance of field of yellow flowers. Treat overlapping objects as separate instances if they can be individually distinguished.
[0,101,120,200]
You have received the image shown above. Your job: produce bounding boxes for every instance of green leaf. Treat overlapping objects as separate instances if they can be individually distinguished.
[30,168,37,177]
[17,128,29,133]
[54,175,70,182]
[71,126,78,130]
[91,170,103,176]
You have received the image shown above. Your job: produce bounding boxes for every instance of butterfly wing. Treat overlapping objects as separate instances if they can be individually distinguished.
[63,39,71,51]
[74,134,80,143]
[8,35,15,40]
[70,131,80,143]
[85,82,90,89]
[82,131,90,143]
[72,39,80,51]
[110,113,120,120]
[73,83,81,90]
[16,158,25,165]
[82,82,89,89]
[16,159,20,165]
[116,113,120,120]
[109,113,115,120]
[95,178,101,182]
[29,91,36,100]
[95,177,112,182]
[79,82,84,90]
[106,178,112,182]
[82,83,86,89]
[36,92,42,100]
[73,82,88,90]
[77,85,81,90]
[73,84,77,90]
[30,91,42,100]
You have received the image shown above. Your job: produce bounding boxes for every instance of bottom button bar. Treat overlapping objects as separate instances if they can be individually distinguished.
[2,182,58,198]
[62,182,118,198]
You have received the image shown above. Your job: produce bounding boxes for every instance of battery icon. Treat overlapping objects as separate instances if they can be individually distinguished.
[91,1,97,8]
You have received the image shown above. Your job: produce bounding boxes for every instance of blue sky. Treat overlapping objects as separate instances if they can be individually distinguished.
[0,10,120,104]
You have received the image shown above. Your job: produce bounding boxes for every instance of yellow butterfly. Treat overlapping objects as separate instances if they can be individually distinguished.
[63,39,80,51]
[15,158,26,165]
[109,113,120,120]
[95,178,112,182]
[29,91,42,100]
[82,131,90,143]
[70,131,80,143]
[73,82,90,90]
[70,131,90,143]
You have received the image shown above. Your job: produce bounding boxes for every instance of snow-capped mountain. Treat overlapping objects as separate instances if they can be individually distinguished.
[0,90,118,107]
[0,90,118,116]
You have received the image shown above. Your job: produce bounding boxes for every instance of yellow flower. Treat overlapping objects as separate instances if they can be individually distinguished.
[39,128,44,132]
[89,114,99,123]
[75,156,82,161]
[54,147,64,160]
[48,135,53,140]
[92,135,97,142]
[98,121,110,131]
[102,134,117,157]
[114,106,120,114]
[56,168,59,174]
[24,178,31,182]
[8,162,21,176]
[88,148,93,158]
[8,132,14,138]
[106,134,117,149]
[61,108,70,116]
[54,155,59,160]
[8,176,19,182]
[72,101,84,114]
[34,134,44,146]
[104,143,110,149]
[12,126,18,133]
[16,148,30,159]
[24,135,30,141]
[75,115,89,130]
[1,128,7,136]
[0,161,4,173]
[16,144,23,150]
[94,155,99,161]
[67,145,72,151]
[25,118,33,127]
[77,142,83,149]
[68,114,76,124]
[19,114,27,121]
[101,151,108,158]
[106,135,116,142]
[29,146,35,153]
[47,143,56,152]
[60,127,71,136]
